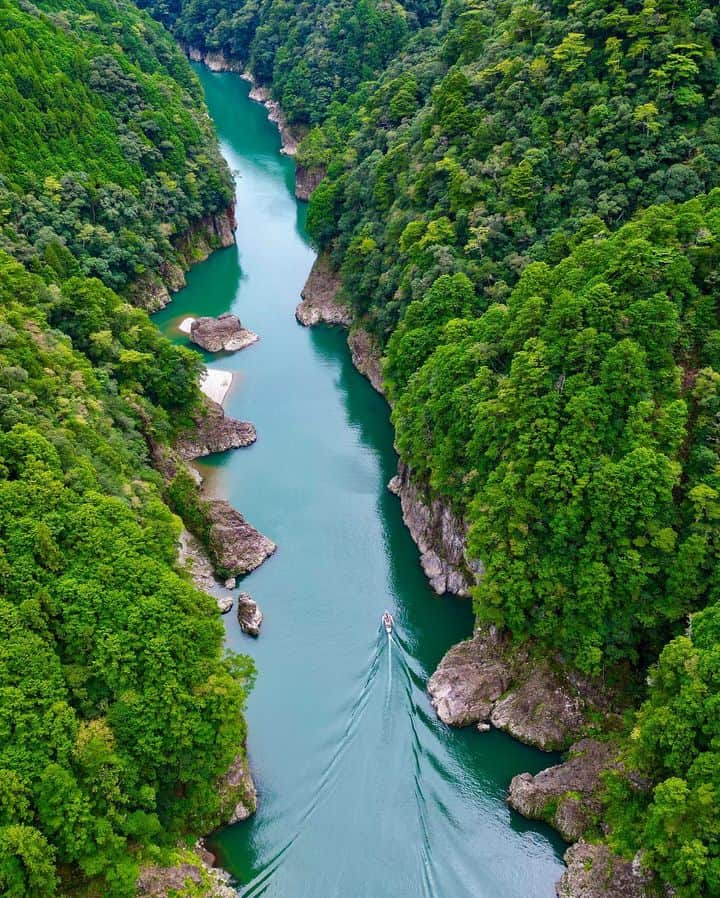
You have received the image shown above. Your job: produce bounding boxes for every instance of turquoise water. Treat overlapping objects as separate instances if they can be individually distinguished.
[154,65,565,898]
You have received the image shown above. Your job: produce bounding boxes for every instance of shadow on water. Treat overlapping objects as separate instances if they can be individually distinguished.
[154,64,567,898]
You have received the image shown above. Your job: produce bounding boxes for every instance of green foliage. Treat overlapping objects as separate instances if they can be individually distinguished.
[0,0,233,293]
[307,0,720,333]
[390,195,720,674]
[137,0,440,126]
[0,253,254,898]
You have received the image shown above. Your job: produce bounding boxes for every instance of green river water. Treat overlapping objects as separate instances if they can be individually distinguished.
[154,65,566,898]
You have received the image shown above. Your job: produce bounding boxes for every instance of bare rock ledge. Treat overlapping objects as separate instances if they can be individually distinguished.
[295,255,351,326]
[189,313,259,353]
[557,842,650,898]
[508,738,619,841]
[206,500,276,578]
[176,398,256,460]
[428,630,590,751]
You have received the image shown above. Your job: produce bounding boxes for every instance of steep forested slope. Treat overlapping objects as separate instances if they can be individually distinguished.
[0,0,233,292]
[0,2,253,896]
[136,0,441,125]
[297,0,720,893]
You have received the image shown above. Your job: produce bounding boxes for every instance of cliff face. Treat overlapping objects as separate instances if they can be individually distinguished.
[131,206,237,311]
[388,462,480,597]
[295,164,325,200]
[182,44,244,73]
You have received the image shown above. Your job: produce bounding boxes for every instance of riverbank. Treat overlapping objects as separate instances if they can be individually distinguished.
[153,63,566,898]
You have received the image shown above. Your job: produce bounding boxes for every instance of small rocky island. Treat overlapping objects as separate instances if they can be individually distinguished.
[181,312,259,352]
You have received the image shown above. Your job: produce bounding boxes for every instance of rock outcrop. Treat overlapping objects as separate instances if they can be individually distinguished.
[245,77,300,155]
[509,739,619,841]
[219,754,258,825]
[130,207,236,312]
[295,164,325,200]
[489,666,588,751]
[388,462,479,596]
[427,631,510,726]
[137,859,236,898]
[237,592,263,636]
[178,528,234,613]
[175,398,256,460]
[348,328,384,395]
[296,255,351,326]
[206,500,276,578]
[428,629,592,751]
[557,842,650,898]
[182,44,244,73]
[189,313,259,352]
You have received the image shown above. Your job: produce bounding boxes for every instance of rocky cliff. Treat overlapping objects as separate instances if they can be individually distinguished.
[295,164,325,200]
[388,462,479,597]
[132,206,237,312]
[295,255,352,326]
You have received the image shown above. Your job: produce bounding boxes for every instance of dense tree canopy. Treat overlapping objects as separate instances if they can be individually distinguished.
[137,0,441,125]
[0,2,252,895]
[0,0,233,292]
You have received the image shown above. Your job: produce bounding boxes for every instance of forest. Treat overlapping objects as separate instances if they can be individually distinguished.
[0,1,253,895]
[147,0,720,893]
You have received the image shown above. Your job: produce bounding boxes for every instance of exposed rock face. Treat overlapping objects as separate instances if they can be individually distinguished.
[244,75,300,156]
[237,592,263,636]
[428,629,590,751]
[178,528,234,612]
[295,164,325,200]
[389,462,479,596]
[508,739,619,841]
[175,399,256,460]
[130,207,236,311]
[219,754,258,825]
[490,666,587,751]
[183,44,244,73]
[190,313,259,352]
[557,842,650,898]
[296,255,351,326]
[428,631,510,726]
[206,500,276,578]
[348,328,385,395]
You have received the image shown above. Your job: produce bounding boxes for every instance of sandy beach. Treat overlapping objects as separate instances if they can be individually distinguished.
[199,368,233,405]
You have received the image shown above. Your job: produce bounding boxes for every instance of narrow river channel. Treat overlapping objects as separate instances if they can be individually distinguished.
[154,65,565,898]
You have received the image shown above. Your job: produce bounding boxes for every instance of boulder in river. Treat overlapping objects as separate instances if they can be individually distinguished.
[237,592,263,636]
[508,738,619,841]
[189,313,259,352]
[206,499,276,578]
[175,398,256,460]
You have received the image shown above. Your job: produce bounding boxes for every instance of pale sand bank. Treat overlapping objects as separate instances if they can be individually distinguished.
[200,368,233,405]
[179,316,196,334]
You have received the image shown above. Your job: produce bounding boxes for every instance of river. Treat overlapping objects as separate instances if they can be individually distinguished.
[154,65,566,898]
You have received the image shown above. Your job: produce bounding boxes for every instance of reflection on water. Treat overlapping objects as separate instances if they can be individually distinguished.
[154,65,566,898]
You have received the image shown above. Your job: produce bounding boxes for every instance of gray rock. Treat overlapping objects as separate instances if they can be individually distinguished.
[206,500,276,578]
[296,255,351,327]
[237,592,263,637]
[427,631,510,727]
[295,164,325,201]
[190,313,259,353]
[137,856,236,898]
[508,739,619,841]
[557,841,651,898]
[477,722,491,733]
[391,462,479,597]
[490,666,586,751]
[219,753,258,824]
[348,328,385,395]
[224,577,236,589]
[175,398,256,460]
[217,595,233,614]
